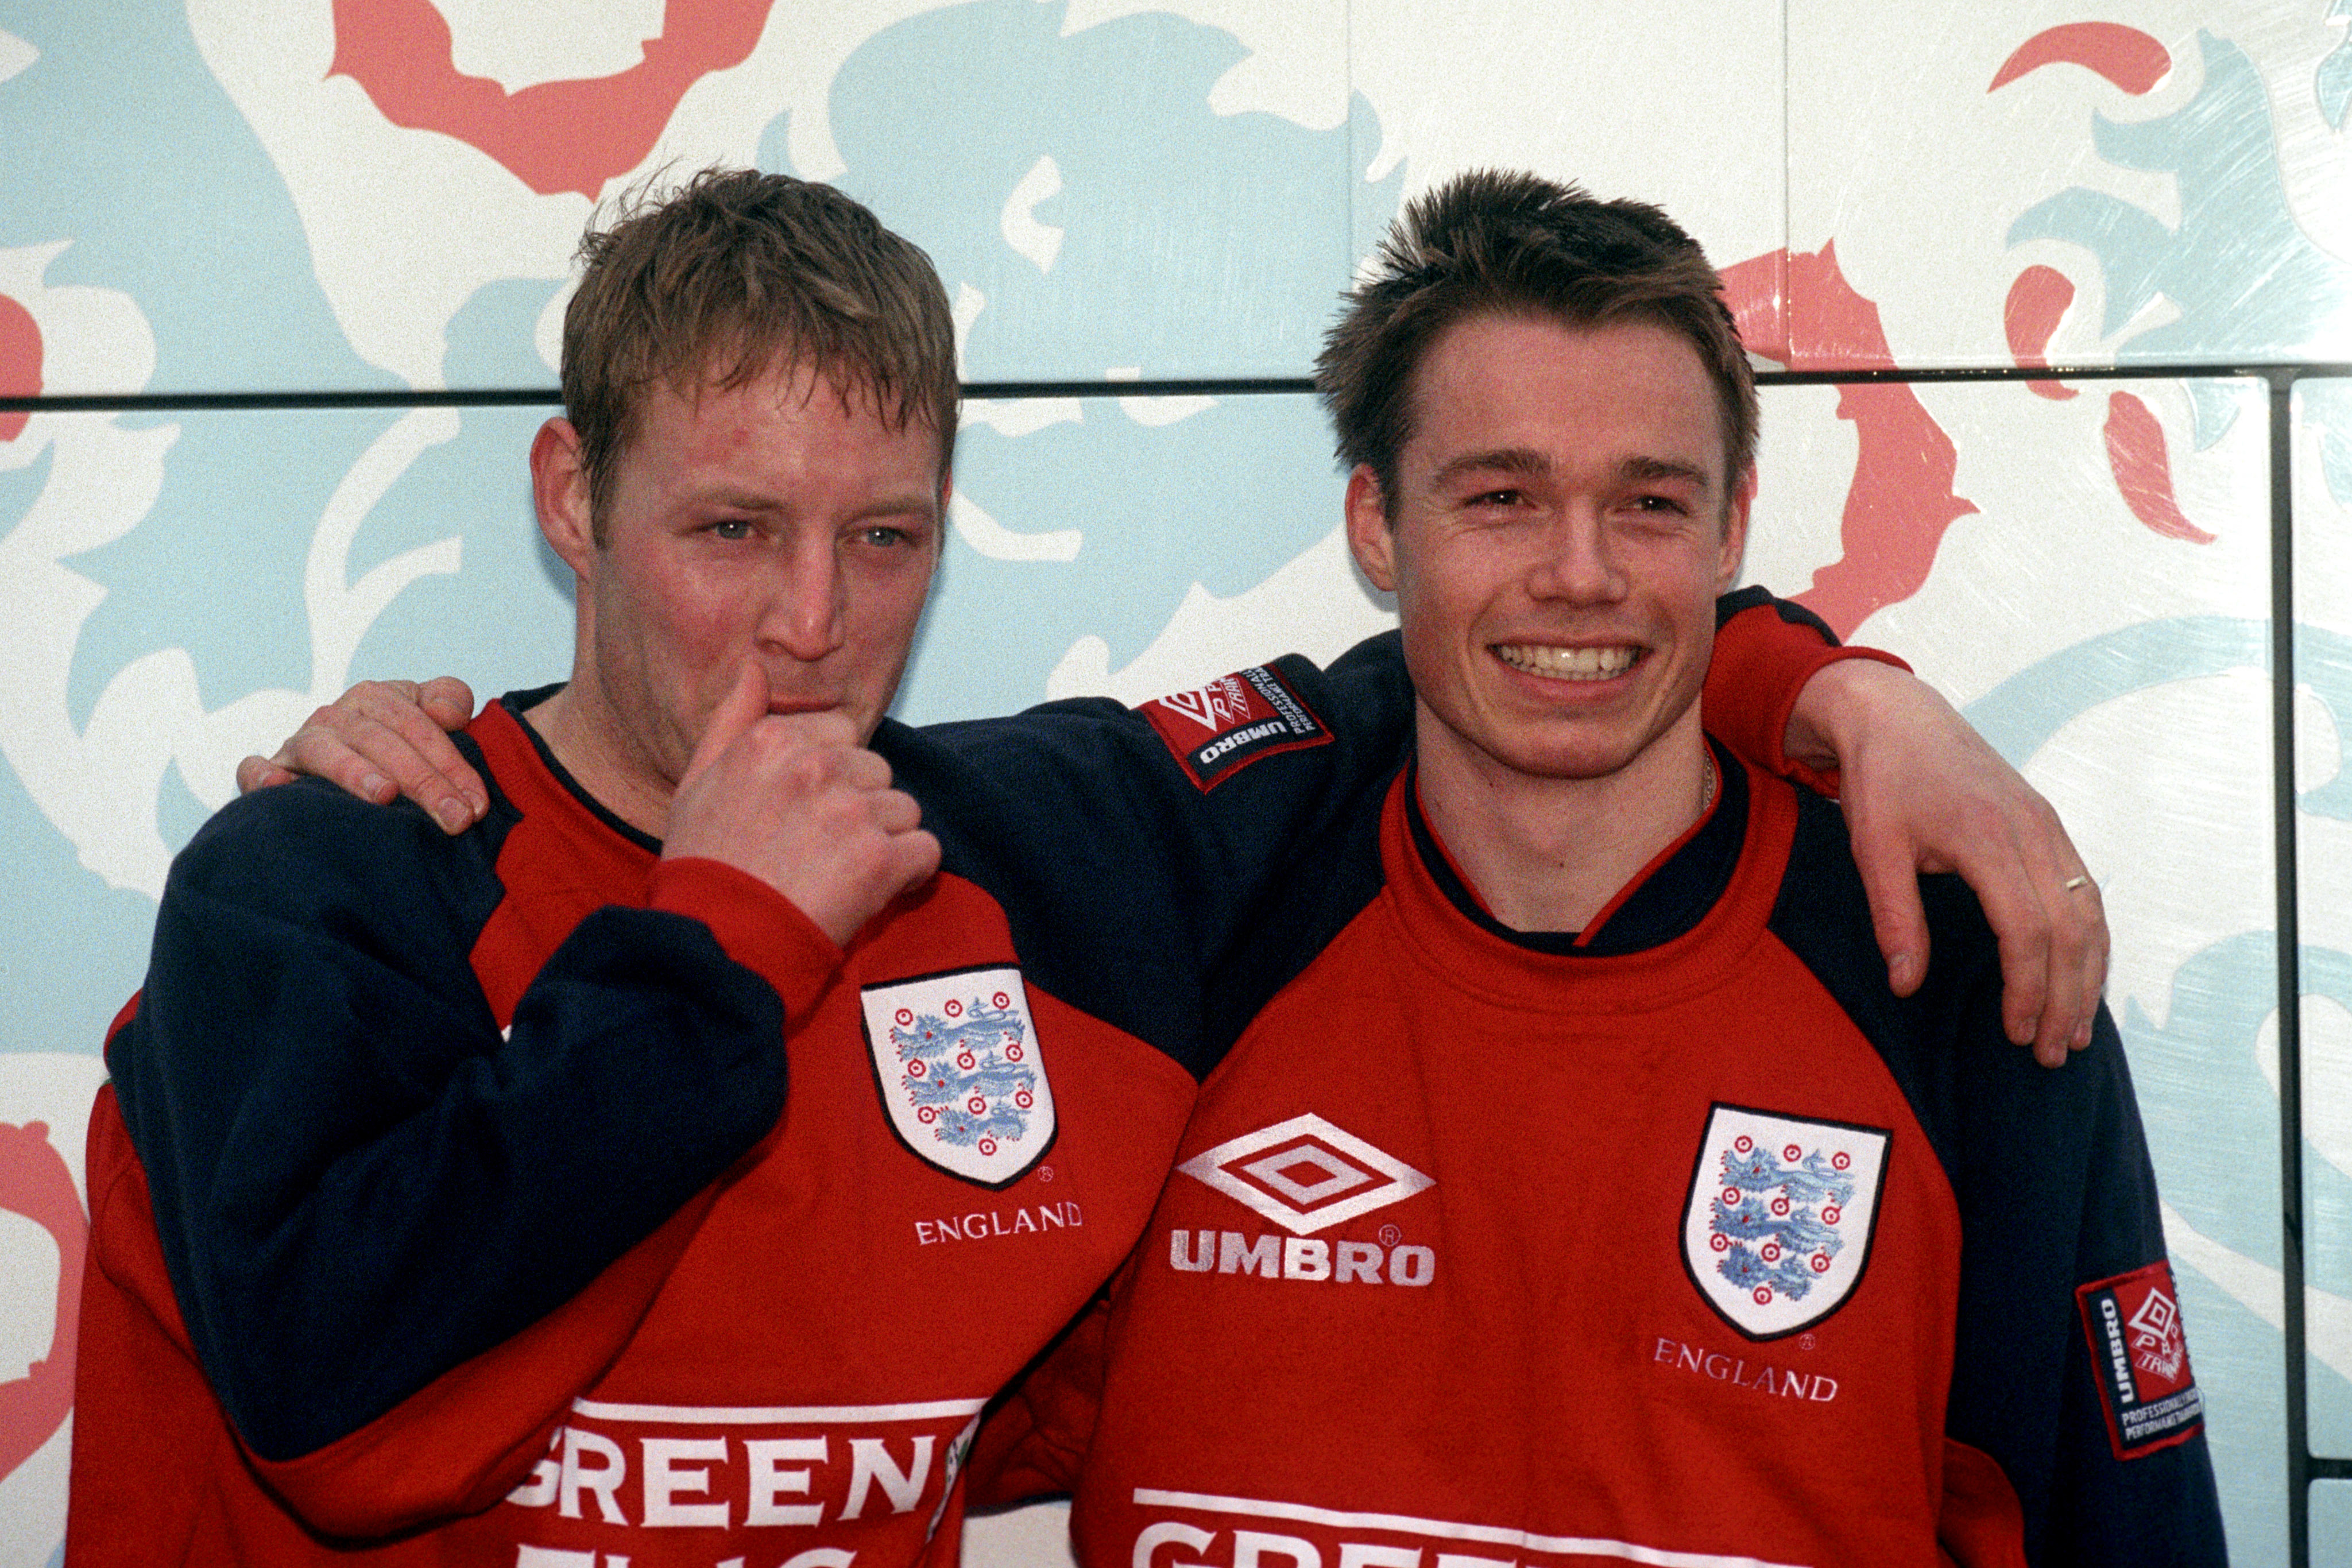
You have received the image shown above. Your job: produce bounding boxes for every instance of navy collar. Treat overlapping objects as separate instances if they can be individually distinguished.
[1403,736,1748,956]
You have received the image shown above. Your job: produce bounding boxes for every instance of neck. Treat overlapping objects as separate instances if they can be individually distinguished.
[521,681,676,841]
[1413,709,1715,934]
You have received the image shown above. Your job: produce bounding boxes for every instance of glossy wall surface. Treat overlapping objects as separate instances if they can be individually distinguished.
[2,2,2348,1562]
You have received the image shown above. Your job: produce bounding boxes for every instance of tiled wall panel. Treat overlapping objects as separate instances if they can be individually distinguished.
[3,1,1367,396]
[2317,1478,2352,1561]
[1756,374,2289,1559]
[904,390,1370,724]
[2297,375,2352,1463]
[1789,2,2352,371]
[1348,1,1785,273]
[838,1,1361,384]
[0,404,568,1055]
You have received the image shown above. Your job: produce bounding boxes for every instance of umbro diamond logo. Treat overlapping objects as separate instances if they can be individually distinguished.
[1178,1113,1433,1236]
[1155,675,1253,733]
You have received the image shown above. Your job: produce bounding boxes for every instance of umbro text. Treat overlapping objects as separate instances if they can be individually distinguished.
[1167,1229,1436,1286]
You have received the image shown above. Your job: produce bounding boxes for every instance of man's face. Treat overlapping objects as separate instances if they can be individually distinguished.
[1348,312,1748,789]
[545,361,945,805]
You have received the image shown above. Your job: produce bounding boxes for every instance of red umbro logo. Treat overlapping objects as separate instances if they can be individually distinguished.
[2076,1259,2203,1459]
[1140,665,1331,790]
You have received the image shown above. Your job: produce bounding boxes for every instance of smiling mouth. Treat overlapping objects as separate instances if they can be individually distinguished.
[1494,643,1641,680]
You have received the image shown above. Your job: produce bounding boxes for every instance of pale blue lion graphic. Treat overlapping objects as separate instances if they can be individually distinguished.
[889,998,1040,1157]
[1709,1140,1860,1303]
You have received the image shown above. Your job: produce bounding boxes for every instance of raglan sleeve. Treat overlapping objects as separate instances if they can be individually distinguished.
[104,775,835,1535]
[1921,880,2226,1565]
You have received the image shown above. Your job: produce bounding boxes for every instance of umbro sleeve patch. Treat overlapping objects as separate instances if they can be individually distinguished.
[2076,1259,2206,1460]
[1139,665,1333,791]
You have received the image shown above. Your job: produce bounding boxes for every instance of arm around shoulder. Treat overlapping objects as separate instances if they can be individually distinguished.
[1918,910,2225,1565]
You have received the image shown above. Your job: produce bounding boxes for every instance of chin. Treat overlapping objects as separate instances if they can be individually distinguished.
[1477,735,1643,783]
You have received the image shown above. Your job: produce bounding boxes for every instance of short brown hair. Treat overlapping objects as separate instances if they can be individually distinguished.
[562,168,959,535]
[1317,169,1757,516]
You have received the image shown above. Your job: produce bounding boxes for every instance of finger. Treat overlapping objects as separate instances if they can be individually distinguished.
[756,706,861,752]
[1911,795,2057,1050]
[272,724,399,806]
[827,744,895,795]
[1997,804,2094,1067]
[285,703,475,831]
[2030,877,2090,1067]
[1970,847,2057,1056]
[1850,815,1933,998]
[2061,870,2109,1055]
[868,786,925,836]
[416,676,478,733]
[2020,802,2111,1056]
[885,827,943,900]
[351,683,491,826]
[680,664,771,787]
[234,755,297,796]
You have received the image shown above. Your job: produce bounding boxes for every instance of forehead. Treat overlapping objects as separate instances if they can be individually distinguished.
[625,358,947,487]
[1405,312,1726,483]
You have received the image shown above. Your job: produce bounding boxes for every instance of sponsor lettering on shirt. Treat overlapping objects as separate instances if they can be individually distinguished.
[502,1399,981,1561]
[1121,1488,1805,1568]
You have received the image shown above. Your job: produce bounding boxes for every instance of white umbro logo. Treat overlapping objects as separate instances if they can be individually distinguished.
[1177,1113,1433,1236]
[1155,675,1250,733]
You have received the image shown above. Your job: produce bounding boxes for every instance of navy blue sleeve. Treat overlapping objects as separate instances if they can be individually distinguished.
[107,776,790,1462]
[1773,793,2226,1565]
[1713,582,1838,641]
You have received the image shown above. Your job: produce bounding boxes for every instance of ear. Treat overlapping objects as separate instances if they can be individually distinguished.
[1715,466,1754,593]
[531,418,597,578]
[1345,466,1398,593]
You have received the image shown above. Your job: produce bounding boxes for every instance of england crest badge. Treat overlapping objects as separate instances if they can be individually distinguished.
[861,966,1055,1189]
[1680,1104,1891,1339]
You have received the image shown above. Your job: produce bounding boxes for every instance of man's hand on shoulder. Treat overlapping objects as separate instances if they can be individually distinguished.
[236,677,488,835]
[1787,657,2107,1068]
[664,666,941,947]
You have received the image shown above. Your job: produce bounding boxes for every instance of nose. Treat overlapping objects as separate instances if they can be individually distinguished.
[1524,510,1625,604]
[758,535,847,662]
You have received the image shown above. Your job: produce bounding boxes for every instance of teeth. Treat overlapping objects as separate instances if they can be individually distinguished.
[1495,644,1638,680]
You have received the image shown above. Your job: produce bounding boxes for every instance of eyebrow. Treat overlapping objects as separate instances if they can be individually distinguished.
[1616,454,1716,492]
[1433,448,1717,493]
[690,486,941,520]
[1433,447,1551,487]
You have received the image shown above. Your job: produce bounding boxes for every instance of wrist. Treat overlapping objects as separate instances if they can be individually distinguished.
[1784,651,1917,774]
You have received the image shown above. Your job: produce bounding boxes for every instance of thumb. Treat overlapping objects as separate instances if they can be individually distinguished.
[679,665,769,788]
